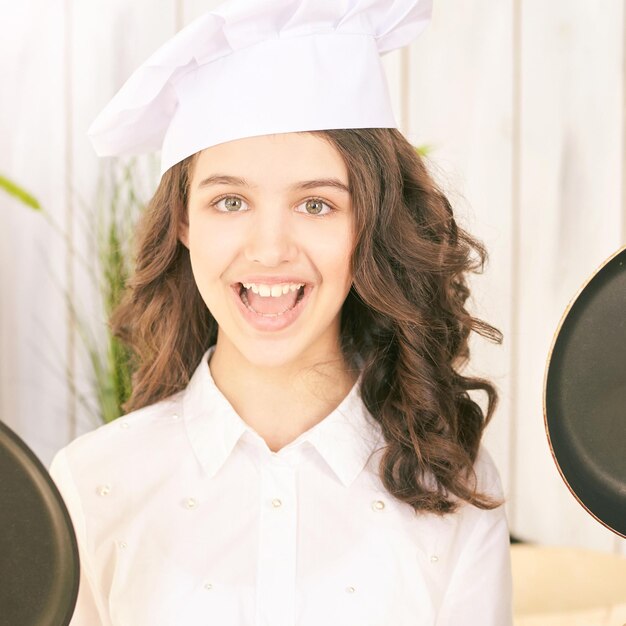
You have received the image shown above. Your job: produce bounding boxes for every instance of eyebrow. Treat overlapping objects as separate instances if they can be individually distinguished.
[196,174,351,194]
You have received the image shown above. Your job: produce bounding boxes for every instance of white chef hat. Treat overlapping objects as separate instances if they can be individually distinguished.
[88,0,433,177]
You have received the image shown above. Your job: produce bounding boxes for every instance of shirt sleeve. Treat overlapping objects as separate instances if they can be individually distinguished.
[49,447,112,626]
[436,459,513,626]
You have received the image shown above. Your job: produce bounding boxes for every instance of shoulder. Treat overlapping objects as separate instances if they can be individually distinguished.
[420,443,504,505]
[446,444,507,539]
[50,390,185,481]
[427,444,505,533]
[472,444,505,499]
[435,444,508,550]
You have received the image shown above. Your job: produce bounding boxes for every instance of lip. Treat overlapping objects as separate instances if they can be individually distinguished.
[233,276,310,286]
[231,282,313,332]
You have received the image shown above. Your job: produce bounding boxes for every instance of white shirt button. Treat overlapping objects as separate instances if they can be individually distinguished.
[172,414,180,420]
[119,541,127,549]
[271,498,282,508]
[185,497,197,509]
[120,421,129,429]
[203,582,213,590]
[346,586,356,593]
[371,499,385,511]
[97,484,111,496]
[430,555,439,563]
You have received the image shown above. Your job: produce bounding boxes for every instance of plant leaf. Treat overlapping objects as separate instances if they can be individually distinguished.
[415,144,433,156]
[0,174,41,210]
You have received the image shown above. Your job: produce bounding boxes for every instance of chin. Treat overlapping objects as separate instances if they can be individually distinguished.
[236,336,310,368]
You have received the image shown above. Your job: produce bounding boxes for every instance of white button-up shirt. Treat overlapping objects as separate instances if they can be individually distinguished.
[49,345,513,626]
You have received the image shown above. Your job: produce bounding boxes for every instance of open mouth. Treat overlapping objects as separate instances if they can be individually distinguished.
[237,282,307,316]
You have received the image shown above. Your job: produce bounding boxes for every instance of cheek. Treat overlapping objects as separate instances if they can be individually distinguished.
[187,219,237,274]
[315,230,353,282]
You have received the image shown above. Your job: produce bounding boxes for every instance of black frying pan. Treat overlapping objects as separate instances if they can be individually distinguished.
[544,245,626,538]
[0,419,79,625]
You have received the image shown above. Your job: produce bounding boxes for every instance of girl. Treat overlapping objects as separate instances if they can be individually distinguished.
[49,1,513,625]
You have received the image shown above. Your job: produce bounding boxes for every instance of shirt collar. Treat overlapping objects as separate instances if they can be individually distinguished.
[182,345,384,488]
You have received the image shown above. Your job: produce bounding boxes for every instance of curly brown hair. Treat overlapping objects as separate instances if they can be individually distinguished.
[111,128,504,515]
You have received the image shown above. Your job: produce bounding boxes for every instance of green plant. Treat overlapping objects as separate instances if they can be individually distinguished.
[76,158,156,423]
[0,174,41,210]
[41,157,155,425]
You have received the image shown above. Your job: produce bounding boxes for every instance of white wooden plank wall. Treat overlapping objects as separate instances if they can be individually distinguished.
[516,0,625,555]
[0,2,71,460]
[0,0,624,555]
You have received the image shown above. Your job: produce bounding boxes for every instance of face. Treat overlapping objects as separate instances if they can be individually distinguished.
[180,132,355,370]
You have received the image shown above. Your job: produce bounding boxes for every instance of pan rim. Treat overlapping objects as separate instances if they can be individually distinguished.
[0,419,80,624]
[542,243,626,539]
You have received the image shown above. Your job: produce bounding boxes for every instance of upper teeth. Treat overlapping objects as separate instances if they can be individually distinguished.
[242,283,304,297]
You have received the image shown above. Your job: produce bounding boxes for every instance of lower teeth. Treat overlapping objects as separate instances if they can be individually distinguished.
[240,287,304,317]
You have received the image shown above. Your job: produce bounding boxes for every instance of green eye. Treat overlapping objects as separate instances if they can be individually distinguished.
[300,198,334,216]
[210,195,335,216]
[305,199,324,214]
[223,197,243,211]
[210,195,247,212]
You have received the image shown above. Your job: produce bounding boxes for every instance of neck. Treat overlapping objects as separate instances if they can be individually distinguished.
[207,336,359,453]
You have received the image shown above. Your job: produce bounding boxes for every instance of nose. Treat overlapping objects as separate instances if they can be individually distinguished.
[244,207,298,267]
